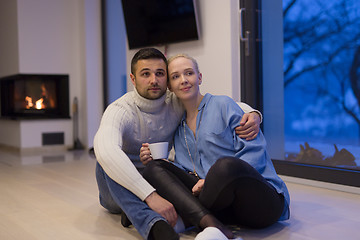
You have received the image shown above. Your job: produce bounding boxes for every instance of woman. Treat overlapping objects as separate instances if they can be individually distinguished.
[141,54,290,239]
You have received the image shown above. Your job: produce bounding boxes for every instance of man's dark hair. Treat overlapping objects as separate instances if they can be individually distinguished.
[131,48,167,74]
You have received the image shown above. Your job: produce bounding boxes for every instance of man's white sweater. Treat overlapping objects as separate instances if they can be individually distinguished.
[94,89,183,201]
[94,89,257,201]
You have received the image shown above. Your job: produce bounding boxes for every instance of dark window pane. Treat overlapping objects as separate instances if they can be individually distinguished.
[283,0,360,170]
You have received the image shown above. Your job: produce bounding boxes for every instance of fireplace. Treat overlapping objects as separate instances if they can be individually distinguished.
[0,74,70,119]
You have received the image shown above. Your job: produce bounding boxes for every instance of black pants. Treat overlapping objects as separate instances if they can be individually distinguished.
[143,157,284,229]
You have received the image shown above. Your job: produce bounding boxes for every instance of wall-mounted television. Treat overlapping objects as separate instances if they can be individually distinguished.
[121,0,200,49]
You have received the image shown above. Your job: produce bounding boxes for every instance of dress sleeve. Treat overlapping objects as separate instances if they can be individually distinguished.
[93,104,155,201]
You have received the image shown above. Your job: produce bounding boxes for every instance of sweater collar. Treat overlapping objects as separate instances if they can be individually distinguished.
[133,87,166,113]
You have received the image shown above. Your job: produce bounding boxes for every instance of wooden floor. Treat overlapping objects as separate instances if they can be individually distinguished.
[0,148,359,240]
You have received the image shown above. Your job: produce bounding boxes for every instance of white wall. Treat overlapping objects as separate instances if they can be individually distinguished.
[126,0,241,100]
[0,121,21,148]
[0,0,103,150]
[84,0,103,149]
[17,0,81,75]
[0,0,19,76]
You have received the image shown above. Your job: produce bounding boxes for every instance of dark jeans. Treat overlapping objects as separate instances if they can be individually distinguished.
[143,157,284,229]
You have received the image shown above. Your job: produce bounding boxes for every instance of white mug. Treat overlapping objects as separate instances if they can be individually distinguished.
[148,142,169,159]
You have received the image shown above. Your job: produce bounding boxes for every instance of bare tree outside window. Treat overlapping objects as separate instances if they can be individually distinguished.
[283,0,360,169]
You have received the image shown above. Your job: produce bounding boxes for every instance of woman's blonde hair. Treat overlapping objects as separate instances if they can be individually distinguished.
[167,54,200,74]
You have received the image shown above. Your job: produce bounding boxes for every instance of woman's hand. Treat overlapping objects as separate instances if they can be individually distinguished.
[192,179,205,196]
[140,143,153,165]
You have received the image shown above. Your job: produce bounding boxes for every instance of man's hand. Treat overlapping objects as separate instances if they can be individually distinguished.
[235,112,261,140]
[192,179,205,196]
[145,191,178,227]
[140,143,153,165]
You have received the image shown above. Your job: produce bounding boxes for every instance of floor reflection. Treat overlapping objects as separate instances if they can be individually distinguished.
[0,147,94,166]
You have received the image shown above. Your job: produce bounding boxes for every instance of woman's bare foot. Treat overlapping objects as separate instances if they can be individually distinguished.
[199,214,234,239]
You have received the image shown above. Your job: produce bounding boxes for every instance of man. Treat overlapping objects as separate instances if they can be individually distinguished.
[94,48,261,240]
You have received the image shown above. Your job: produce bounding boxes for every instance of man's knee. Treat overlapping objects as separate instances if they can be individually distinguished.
[99,195,123,214]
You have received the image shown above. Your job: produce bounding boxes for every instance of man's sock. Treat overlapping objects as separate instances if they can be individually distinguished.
[149,220,179,240]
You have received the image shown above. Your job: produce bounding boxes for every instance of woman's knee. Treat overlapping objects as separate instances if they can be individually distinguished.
[209,157,252,179]
[214,156,238,169]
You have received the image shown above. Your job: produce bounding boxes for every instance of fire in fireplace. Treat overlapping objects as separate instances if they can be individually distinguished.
[0,74,70,119]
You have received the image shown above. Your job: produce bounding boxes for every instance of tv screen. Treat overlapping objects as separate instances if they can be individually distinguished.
[121,0,200,49]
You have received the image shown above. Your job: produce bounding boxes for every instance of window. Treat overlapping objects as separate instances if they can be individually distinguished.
[261,0,360,186]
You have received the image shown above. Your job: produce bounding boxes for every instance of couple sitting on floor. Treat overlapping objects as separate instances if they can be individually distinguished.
[94,48,290,240]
